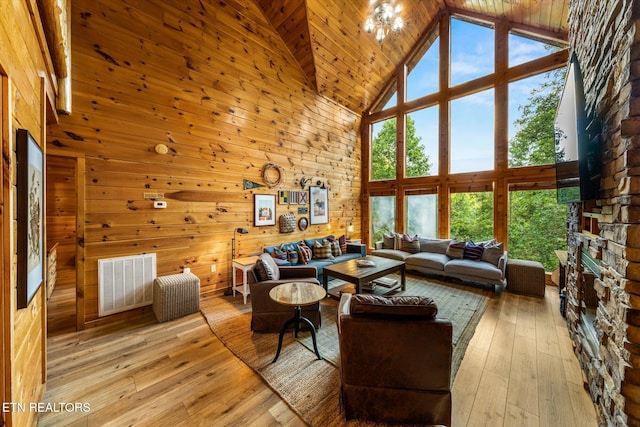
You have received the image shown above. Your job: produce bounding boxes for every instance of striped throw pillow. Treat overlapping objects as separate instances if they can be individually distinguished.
[464,241,484,260]
[338,234,347,253]
[400,234,420,253]
[297,243,312,264]
[446,240,466,259]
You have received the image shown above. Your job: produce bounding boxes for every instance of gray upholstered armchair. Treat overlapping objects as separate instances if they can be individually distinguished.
[248,253,322,333]
[337,293,453,426]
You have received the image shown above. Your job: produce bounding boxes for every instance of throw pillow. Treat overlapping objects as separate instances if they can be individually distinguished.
[314,240,335,260]
[350,294,438,318]
[297,243,313,264]
[287,249,299,265]
[446,240,466,259]
[399,234,420,253]
[482,241,504,266]
[325,239,342,257]
[271,247,288,261]
[253,259,269,281]
[338,234,347,254]
[257,253,279,281]
[382,233,396,249]
[464,241,484,261]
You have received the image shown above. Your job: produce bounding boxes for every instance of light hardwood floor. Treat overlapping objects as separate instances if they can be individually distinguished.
[39,284,597,426]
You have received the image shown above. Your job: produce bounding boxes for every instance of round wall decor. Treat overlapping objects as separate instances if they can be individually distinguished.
[298,217,308,231]
[261,162,283,188]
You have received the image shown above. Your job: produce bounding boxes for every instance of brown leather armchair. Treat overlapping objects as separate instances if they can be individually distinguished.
[337,293,453,426]
[248,254,322,333]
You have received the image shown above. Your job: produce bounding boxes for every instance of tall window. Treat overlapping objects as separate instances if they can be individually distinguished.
[450,191,494,242]
[406,192,437,238]
[365,12,568,257]
[450,89,495,174]
[371,195,396,243]
[450,17,494,86]
[508,187,568,271]
[406,107,438,177]
[371,118,397,181]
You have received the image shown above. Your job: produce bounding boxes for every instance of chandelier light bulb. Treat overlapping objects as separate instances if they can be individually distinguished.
[365,17,375,33]
[365,1,403,43]
[392,16,403,32]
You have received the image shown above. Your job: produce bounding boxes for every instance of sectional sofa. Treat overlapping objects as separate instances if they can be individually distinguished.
[263,235,366,283]
[372,237,507,290]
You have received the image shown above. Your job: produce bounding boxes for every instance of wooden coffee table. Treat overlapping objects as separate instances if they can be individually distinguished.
[322,256,406,298]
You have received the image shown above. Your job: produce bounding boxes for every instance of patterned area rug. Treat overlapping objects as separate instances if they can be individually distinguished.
[200,274,490,426]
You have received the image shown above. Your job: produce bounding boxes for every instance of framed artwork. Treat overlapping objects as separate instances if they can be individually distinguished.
[298,191,309,205]
[298,217,308,231]
[309,186,328,224]
[17,129,44,309]
[254,194,276,226]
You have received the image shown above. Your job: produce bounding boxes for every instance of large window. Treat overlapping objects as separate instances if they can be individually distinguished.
[371,195,396,243]
[405,192,438,238]
[509,70,562,167]
[450,17,494,86]
[508,188,568,271]
[406,107,438,177]
[450,191,494,242]
[450,89,495,173]
[365,12,568,257]
[371,118,397,181]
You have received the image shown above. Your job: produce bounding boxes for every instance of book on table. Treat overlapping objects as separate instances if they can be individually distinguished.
[372,277,398,288]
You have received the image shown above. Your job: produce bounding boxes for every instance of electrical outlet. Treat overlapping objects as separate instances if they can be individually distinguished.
[210,264,216,273]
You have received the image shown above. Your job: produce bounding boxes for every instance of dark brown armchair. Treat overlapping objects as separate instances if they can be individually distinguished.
[249,254,322,333]
[337,293,453,426]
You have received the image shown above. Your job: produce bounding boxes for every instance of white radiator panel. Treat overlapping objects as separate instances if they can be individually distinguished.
[98,253,156,317]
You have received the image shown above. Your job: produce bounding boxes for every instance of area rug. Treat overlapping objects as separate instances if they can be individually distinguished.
[200,274,490,426]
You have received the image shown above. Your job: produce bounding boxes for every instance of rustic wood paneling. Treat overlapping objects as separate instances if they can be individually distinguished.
[0,0,57,424]
[46,155,77,291]
[47,0,362,325]
[257,0,568,113]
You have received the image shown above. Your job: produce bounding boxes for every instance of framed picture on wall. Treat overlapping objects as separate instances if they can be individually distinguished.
[254,194,276,226]
[309,186,328,224]
[17,129,44,309]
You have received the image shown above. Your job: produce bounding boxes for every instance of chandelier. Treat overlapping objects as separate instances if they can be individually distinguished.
[364,1,403,43]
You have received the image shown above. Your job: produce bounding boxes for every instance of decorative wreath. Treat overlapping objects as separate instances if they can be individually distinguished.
[261,162,283,188]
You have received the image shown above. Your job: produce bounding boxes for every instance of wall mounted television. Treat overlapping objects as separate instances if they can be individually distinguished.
[555,53,600,204]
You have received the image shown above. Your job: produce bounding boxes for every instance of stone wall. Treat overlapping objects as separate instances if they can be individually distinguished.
[566,0,640,425]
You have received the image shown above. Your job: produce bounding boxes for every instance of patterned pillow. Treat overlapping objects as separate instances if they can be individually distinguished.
[446,240,466,259]
[338,234,347,253]
[314,240,335,259]
[287,250,299,265]
[325,239,342,257]
[400,234,420,253]
[464,241,484,260]
[297,243,313,264]
[271,247,288,261]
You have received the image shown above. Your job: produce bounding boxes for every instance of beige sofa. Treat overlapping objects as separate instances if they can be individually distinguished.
[372,238,507,291]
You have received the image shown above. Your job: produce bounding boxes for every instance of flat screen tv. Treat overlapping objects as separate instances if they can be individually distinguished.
[555,53,600,203]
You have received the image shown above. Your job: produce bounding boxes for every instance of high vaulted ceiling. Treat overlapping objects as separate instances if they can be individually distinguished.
[257,0,569,114]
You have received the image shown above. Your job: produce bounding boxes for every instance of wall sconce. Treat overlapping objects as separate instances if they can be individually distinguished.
[348,221,354,239]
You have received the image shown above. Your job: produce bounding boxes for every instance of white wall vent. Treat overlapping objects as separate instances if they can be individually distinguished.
[98,253,156,317]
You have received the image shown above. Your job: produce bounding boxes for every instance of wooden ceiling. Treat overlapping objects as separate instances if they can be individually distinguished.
[257,0,569,113]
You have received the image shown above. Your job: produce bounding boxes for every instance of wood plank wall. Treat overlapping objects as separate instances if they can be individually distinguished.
[0,0,58,424]
[46,0,362,325]
[46,155,77,288]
